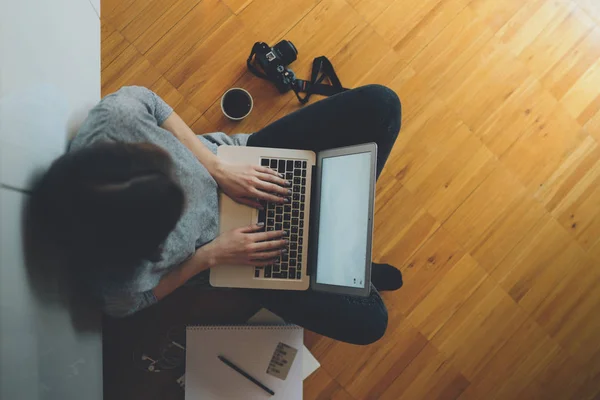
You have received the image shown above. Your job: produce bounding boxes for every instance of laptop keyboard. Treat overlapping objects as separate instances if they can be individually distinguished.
[255,157,308,280]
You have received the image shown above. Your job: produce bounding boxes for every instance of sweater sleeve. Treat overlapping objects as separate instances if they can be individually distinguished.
[102,289,158,318]
[117,86,174,125]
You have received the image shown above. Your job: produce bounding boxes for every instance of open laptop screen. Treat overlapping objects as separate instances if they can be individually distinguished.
[315,152,372,288]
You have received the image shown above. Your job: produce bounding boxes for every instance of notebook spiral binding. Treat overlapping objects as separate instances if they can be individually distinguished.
[186,324,301,331]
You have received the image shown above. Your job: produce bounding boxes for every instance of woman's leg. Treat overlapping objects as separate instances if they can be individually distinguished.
[247,85,401,345]
[247,84,401,178]
[253,285,388,345]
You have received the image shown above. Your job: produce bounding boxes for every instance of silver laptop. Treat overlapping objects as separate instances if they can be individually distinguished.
[210,143,377,297]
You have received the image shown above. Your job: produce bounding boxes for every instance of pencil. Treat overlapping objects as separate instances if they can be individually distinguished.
[217,355,275,396]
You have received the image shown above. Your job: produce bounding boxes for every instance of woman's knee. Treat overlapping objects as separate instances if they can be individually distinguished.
[355,297,389,345]
[358,84,401,141]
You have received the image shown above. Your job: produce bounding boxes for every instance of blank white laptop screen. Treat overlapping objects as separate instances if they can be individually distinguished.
[315,152,371,288]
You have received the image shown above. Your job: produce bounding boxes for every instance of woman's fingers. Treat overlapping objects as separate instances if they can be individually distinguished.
[250,249,287,260]
[252,189,287,204]
[239,223,267,233]
[248,229,286,241]
[250,238,288,252]
[237,197,264,209]
[257,171,290,188]
[255,179,291,197]
[250,258,281,266]
[256,166,284,179]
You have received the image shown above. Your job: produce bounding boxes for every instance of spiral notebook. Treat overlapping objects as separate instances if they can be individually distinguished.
[185,325,303,400]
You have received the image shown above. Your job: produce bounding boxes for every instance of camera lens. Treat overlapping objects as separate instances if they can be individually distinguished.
[274,40,298,65]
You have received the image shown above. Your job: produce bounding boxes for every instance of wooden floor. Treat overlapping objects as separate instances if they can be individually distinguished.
[101,0,600,398]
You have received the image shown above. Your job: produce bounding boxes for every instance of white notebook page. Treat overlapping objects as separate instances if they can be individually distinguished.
[185,325,303,400]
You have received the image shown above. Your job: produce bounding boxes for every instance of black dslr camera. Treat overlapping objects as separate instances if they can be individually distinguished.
[247,40,348,104]
[248,40,299,93]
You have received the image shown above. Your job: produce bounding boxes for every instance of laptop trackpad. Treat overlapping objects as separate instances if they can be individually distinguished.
[219,195,255,233]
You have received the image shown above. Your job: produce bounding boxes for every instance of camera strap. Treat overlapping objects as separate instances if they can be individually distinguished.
[291,56,349,104]
[246,42,270,80]
[247,43,349,104]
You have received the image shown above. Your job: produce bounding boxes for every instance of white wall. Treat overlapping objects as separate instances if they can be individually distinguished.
[0,0,101,190]
[0,0,103,399]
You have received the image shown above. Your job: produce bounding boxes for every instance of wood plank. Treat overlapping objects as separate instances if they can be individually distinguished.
[238,0,320,44]
[373,0,444,48]
[516,5,593,79]
[437,40,532,134]
[101,23,130,72]
[431,276,529,379]
[167,17,256,113]
[387,226,466,316]
[475,76,558,157]
[380,343,470,400]
[443,166,543,271]
[493,215,584,308]
[104,0,152,31]
[406,254,488,339]
[542,27,600,102]
[468,0,537,33]
[392,0,469,68]
[120,0,170,43]
[458,319,561,400]
[409,5,494,94]
[327,25,392,88]
[496,0,570,56]
[500,104,587,196]
[529,253,600,359]
[382,97,464,182]
[127,0,201,53]
[546,143,600,250]
[472,195,547,273]
[561,56,600,125]
[535,136,599,211]
[543,269,600,364]
[372,182,440,265]
[303,368,357,400]
[145,0,231,75]
[101,45,162,96]
[346,0,395,24]
[102,0,135,19]
[515,349,586,400]
[402,124,497,221]
[558,176,600,250]
[574,0,600,25]
[584,102,600,142]
[355,49,404,88]
[221,0,253,14]
[134,0,201,54]
[588,236,600,263]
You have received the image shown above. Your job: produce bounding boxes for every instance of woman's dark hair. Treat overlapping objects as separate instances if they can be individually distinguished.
[30,142,185,276]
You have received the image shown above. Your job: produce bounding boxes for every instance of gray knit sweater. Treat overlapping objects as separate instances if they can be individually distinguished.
[69,86,249,316]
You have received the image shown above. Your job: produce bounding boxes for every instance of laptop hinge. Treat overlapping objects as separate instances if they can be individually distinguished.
[306,165,318,277]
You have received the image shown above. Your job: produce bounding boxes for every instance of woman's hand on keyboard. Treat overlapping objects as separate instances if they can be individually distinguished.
[202,223,288,267]
[212,161,291,208]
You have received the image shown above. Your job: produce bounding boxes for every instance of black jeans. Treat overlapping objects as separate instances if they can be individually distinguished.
[247,85,401,345]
